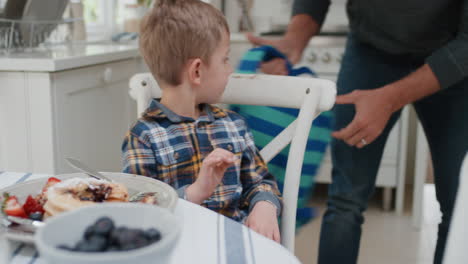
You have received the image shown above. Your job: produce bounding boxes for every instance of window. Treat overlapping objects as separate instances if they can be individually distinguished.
[81,0,154,42]
[82,0,117,41]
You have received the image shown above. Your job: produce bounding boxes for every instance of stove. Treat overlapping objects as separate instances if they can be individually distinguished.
[297,34,347,81]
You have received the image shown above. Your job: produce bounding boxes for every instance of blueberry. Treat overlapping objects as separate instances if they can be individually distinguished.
[88,235,108,251]
[93,217,114,237]
[84,225,95,240]
[118,231,149,251]
[28,212,43,221]
[79,223,159,252]
[57,244,74,251]
[145,228,161,242]
[74,240,89,252]
[109,227,126,246]
[106,245,121,251]
[133,236,150,249]
[76,236,107,252]
[116,228,144,248]
[120,243,138,251]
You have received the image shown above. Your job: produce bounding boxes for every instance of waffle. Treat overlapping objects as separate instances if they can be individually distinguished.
[43,178,129,218]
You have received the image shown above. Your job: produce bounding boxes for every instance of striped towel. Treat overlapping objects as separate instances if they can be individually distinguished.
[231,46,333,229]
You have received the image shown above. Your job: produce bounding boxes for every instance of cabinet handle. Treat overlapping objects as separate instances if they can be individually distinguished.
[103,67,113,83]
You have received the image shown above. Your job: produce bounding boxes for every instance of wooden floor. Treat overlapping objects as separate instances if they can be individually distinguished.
[294,184,440,264]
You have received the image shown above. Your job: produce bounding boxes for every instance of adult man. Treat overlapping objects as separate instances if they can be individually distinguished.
[248,0,468,263]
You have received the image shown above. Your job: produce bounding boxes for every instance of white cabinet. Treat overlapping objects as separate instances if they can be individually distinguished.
[0,58,142,174]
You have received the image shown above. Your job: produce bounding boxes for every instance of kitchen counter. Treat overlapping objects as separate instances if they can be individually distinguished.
[0,37,247,175]
[0,43,140,72]
[0,42,145,174]
[0,35,249,72]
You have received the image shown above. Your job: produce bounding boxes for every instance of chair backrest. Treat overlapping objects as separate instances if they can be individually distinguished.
[443,153,468,263]
[129,73,336,252]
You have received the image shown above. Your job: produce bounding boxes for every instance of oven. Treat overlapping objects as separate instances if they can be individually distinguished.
[296,35,347,83]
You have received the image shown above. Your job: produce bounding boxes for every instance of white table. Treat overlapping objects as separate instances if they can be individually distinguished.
[0,172,301,264]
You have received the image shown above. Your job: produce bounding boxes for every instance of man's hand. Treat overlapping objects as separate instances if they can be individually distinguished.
[247,33,303,64]
[185,148,237,204]
[332,64,441,148]
[245,201,280,242]
[246,34,297,75]
[246,14,320,75]
[332,88,397,148]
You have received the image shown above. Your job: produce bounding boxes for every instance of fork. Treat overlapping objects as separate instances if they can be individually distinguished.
[1,215,44,233]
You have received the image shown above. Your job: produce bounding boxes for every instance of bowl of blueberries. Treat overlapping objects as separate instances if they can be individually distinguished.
[34,203,181,264]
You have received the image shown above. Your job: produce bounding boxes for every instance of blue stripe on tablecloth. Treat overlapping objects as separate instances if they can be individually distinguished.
[224,217,246,264]
[14,173,32,184]
[217,214,221,264]
[247,229,256,264]
[12,243,25,257]
[28,250,39,264]
[9,173,35,262]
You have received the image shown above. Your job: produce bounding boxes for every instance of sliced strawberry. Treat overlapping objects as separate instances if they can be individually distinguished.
[1,192,10,212]
[3,196,28,218]
[41,177,61,194]
[23,195,44,215]
[48,177,61,183]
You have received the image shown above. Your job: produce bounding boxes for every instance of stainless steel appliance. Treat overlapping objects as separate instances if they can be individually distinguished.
[0,0,69,49]
[1,0,28,19]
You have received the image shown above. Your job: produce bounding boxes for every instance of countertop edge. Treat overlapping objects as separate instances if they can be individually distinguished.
[0,46,141,72]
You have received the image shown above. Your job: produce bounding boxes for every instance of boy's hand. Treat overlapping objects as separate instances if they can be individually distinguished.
[186,148,237,204]
[245,201,280,243]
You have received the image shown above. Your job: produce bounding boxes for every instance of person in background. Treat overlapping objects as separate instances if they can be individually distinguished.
[247,0,468,263]
[122,0,282,242]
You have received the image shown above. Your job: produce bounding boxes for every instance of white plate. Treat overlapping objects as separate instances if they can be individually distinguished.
[1,172,178,244]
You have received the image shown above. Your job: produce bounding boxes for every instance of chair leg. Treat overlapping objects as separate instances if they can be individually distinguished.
[382,187,393,211]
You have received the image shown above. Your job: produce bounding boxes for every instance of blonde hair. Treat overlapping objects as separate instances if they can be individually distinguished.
[139,0,229,86]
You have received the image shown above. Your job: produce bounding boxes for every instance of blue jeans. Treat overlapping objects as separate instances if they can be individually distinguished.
[318,35,468,264]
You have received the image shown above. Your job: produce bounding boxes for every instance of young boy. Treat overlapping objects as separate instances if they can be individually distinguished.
[122,0,282,242]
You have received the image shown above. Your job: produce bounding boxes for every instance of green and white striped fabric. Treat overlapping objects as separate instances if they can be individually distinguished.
[231,46,333,228]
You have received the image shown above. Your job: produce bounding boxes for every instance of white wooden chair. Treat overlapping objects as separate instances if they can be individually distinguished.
[443,153,468,264]
[129,73,336,252]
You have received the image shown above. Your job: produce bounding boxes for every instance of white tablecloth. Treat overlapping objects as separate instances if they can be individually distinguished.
[0,172,301,264]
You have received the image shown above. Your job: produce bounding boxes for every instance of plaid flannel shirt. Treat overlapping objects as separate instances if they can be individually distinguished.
[122,100,282,222]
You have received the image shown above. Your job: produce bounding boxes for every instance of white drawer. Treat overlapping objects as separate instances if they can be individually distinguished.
[52,59,139,94]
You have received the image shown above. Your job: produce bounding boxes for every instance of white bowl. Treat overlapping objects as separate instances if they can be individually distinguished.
[35,203,181,264]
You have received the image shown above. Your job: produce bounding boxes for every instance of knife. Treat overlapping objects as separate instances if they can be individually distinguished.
[65,157,113,182]
[6,215,44,232]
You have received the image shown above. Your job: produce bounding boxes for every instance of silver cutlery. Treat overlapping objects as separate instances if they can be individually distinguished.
[6,215,44,232]
[1,215,44,234]
[65,157,113,182]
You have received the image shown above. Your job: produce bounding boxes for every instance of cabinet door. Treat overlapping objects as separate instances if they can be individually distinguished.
[0,72,33,172]
[52,59,138,173]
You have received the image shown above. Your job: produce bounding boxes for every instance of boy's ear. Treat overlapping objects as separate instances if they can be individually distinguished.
[187,58,203,86]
